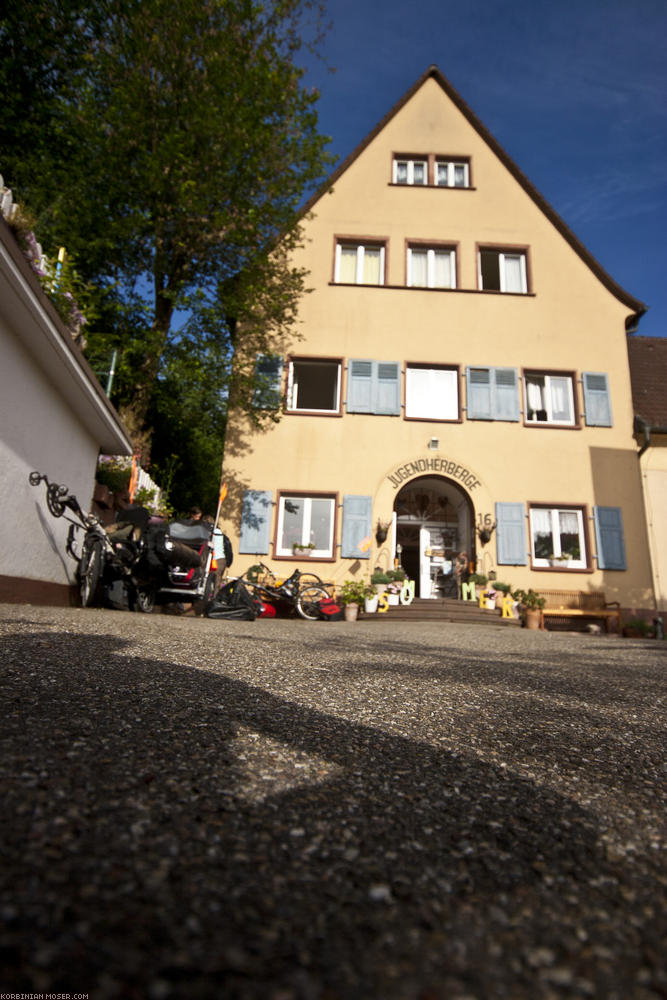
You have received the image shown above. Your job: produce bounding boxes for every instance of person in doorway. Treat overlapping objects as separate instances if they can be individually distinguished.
[455,551,469,599]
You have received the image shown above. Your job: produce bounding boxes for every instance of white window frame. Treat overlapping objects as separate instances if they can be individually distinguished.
[287,359,341,413]
[436,160,469,188]
[407,246,456,289]
[393,158,428,185]
[335,242,385,285]
[529,507,587,569]
[478,249,528,294]
[405,365,459,420]
[276,494,336,558]
[525,373,575,426]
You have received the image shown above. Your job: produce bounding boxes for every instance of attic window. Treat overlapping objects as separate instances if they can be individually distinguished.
[436,160,469,188]
[393,158,427,185]
[478,248,528,294]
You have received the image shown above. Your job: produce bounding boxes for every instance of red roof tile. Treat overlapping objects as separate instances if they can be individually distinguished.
[627,336,667,428]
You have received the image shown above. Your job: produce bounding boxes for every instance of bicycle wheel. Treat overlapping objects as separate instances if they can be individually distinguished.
[296,585,329,621]
[79,538,102,607]
[129,586,156,614]
[297,572,324,590]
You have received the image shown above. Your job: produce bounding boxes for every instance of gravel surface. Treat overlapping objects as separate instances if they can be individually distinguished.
[0,603,665,1000]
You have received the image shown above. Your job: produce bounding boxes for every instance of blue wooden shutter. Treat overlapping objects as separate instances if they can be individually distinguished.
[493,368,520,421]
[253,355,283,409]
[495,502,527,565]
[583,372,612,427]
[375,362,401,415]
[239,490,273,554]
[341,495,372,558]
[347,360,374,412]
[594,506,626,569]
[466,367,492,419]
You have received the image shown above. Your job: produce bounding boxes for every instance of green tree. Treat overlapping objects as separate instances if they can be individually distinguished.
[1,0,333,472]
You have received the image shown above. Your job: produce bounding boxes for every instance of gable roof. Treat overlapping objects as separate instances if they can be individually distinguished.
[627,335,667,428]
[305,65,646,326]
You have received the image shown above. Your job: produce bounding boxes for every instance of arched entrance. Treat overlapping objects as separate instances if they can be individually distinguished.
[394,475,475,598]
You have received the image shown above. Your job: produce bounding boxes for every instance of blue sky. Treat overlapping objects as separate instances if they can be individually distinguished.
[302,0,667,337]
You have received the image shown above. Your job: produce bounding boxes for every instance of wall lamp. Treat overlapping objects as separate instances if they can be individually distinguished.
[375,519,391,544]
[477,522,497,546]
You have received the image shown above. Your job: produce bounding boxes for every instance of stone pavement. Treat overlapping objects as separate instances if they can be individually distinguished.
[0,603,665,999]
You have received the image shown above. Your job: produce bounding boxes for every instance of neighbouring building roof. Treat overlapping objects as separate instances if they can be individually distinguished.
[305,65,647,327]
[0,215,132,455]
[627,335,667,429]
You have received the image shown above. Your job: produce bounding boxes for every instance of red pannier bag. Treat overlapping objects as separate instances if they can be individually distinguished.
[316,598,345,621]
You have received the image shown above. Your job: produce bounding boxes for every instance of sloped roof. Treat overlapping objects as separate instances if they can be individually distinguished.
[627,335,667,428]
[305,65,647,325]
[0,216,132,454]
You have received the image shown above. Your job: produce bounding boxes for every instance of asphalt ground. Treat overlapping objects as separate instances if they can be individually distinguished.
[0,603,665,1000]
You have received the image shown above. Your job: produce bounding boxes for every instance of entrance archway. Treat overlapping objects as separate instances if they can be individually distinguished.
[394,476,475,598]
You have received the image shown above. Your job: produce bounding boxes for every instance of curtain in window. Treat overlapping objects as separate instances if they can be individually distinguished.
[396,162,407,183]
[527,380,543,415]
[549,378,570,422]
[413,162,425,184]
[310,499,333,551]
[362,248,381,284]
[410,250,428,286]
[503,254,524,293]
[558,511,579,535]
[433,251,452,288]
[339,247,357,283]
[437,163,449,185]
[280,497,305,550]
[530,508,552,558]
[454,164,465,186]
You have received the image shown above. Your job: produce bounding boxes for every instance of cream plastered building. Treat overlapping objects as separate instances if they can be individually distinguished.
[221,66,654,612]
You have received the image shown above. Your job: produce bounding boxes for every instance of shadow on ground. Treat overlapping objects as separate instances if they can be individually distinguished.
[0,626,664,999]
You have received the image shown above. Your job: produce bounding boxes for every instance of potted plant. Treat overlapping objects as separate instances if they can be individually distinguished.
[622,618,654,639]
[513,588,546,630]
[292,541,315,557]
[469,572,487,586]
[339,579,369,621]
[364,582,379,614]
[371,569,390,594]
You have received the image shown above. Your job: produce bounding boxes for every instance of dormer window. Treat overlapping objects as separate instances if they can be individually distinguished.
[436,159,469,188]
[393,158,427,186]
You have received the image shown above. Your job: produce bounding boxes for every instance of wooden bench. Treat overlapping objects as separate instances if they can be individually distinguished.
[540,590,621,633]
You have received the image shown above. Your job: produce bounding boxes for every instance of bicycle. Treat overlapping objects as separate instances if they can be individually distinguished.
[241,562,330,621]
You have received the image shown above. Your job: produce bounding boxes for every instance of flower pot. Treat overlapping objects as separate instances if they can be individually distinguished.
[344,603,359,622]
[387,593,400,606]
[364,595,379,614]
[524,608,542,630]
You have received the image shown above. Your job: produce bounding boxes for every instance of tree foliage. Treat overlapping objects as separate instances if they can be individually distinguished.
[1,0,332,503]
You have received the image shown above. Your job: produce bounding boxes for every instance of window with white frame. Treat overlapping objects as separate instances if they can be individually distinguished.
[530,506,587,568]
[436,160,469,188]
[479,248,528,293]
[393,158,428,185]
[525,373,575,425]
[276,494,336,558]
[287,359,341,413]
[407,246,456,289]
[406,365,459,420]
[335,241,385,285]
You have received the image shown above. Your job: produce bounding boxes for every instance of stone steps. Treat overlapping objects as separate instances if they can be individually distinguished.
[362,597,520,626]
